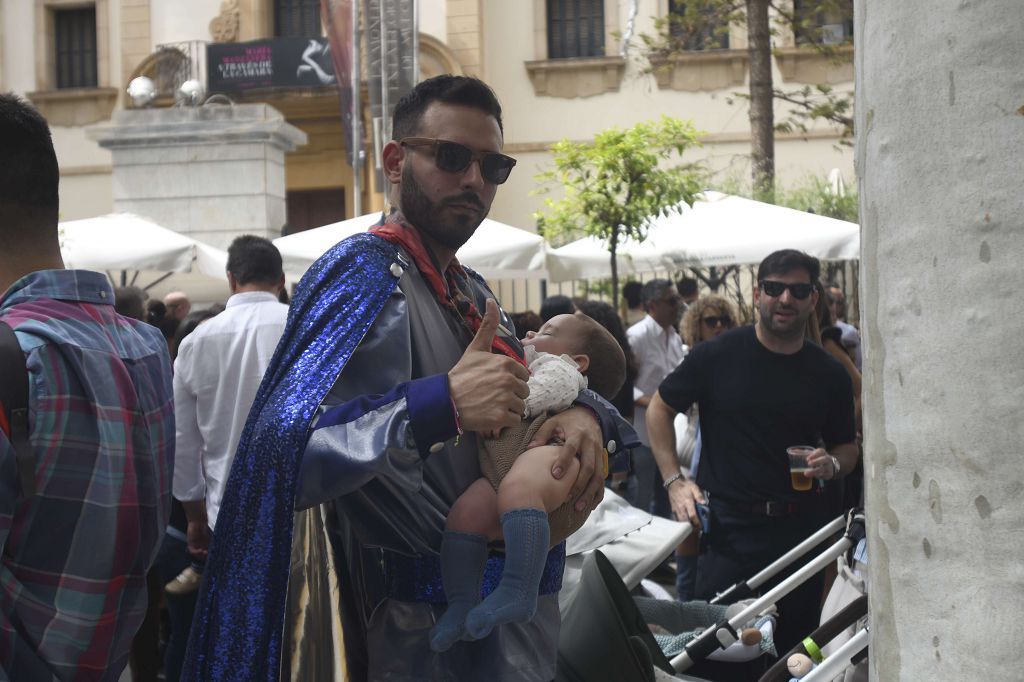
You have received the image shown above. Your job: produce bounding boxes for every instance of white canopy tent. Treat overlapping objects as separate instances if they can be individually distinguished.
[547,192,860,281]
[274,212,550,280]
[59,213,231,303]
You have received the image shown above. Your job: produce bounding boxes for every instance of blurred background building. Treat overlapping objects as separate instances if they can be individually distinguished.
[0,0,853,227]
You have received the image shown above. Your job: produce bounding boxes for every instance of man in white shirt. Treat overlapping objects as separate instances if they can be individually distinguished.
[172,236,290,576]
[626,279,687,513]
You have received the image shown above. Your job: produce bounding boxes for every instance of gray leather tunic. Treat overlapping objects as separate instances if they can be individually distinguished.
[296,254,559,681]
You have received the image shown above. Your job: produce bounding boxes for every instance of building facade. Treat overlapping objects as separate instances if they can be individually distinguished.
[0,0,854,302]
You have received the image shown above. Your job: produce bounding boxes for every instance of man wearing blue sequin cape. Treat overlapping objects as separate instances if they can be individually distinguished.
[181,75,636,681]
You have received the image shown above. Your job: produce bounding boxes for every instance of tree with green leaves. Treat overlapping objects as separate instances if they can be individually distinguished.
[534,116,706,309]
[638,0,854,199]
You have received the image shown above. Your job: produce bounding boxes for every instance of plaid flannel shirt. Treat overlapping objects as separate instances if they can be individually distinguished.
[0,270,174,681]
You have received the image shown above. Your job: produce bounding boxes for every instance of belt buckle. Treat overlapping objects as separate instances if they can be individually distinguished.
[764,500,785,517]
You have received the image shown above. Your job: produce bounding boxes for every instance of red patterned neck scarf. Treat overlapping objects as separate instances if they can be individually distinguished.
[370,212,526,368]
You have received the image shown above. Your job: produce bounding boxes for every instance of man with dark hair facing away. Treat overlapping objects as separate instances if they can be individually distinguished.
[0,93,174,680]
[171,235,289,594]
[183,75,634,681]
[539,293,576,322]
[676,276,699,306]
[646,248,858,654]
[621,280,645,326]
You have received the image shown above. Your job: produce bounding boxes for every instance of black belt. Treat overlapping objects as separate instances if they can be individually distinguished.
[713,497,810,518]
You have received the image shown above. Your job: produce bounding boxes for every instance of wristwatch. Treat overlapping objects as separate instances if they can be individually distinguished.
[829,455,841,479]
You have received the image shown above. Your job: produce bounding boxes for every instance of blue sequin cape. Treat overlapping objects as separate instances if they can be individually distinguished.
[181,233,403,682]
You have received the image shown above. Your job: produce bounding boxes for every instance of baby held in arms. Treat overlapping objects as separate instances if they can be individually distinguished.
[430,312,626,652]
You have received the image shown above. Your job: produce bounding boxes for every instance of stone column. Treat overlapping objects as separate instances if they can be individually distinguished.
[89,103,307,249]
[856,2,1024,680]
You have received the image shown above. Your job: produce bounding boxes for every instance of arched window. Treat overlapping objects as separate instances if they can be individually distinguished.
[547,0,605,59]
[275,0,321,38]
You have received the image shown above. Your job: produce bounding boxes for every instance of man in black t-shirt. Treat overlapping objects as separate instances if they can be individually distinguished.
[647,249,858,656]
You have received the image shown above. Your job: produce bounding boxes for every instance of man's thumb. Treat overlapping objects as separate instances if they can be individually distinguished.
[468,298,498,352]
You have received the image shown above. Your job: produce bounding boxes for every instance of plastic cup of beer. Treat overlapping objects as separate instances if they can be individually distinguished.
[787,446,815,491]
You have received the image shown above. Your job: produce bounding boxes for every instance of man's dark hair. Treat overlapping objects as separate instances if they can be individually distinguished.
[621,281,643,309]
[226,235,284,286]
[509,310,542,338]
[114,286,148,322]
[676,277,698,298]
[539,294,575,322]
[171,308,221,360]
[0,93,59,215]
[641,279,674,307]
[756,249,821,283]
[391,75,503,140]
[570,312,627,401]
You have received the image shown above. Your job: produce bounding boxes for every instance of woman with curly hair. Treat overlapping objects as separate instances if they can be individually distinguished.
[673,294,737,600]
[680,293,736,348]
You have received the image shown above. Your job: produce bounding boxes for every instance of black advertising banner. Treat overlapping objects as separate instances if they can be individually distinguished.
[207,37,337,92]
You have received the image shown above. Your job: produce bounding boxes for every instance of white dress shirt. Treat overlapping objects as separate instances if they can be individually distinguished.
[627,314,688,445]
[173,291,289,529]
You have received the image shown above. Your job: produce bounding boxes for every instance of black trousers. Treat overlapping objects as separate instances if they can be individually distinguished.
[695,500,830,658]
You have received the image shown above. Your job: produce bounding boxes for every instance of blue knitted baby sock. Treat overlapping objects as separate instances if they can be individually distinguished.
[429,531,489,652]
[464,508,549,640]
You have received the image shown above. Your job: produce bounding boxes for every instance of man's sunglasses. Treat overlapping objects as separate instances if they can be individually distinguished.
[759,280,814,300]
[400,137,517,185]
[701,315,731,327]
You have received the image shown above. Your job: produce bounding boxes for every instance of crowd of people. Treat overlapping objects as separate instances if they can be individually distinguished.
[519,262,863,637]
[0,76,863,682]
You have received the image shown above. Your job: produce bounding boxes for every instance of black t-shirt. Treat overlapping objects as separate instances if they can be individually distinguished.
[659,325,856,504]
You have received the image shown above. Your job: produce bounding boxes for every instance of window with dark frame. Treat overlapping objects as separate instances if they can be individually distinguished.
[793,0,854,45]
[668,1,730,51]
[55,7,98,89]
[547,0,605,60]
[275,0,322,38]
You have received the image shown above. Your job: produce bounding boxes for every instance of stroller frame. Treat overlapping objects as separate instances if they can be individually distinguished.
[671,510,867,673]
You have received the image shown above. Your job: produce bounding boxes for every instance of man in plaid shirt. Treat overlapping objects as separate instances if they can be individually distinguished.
[0,95,174,680]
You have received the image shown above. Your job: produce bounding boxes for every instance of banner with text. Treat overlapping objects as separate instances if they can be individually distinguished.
[207,37,337,92]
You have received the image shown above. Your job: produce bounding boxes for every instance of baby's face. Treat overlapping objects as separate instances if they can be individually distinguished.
[522,314,584,357]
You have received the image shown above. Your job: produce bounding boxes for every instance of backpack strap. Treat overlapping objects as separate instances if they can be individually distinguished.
[0,320,33,497]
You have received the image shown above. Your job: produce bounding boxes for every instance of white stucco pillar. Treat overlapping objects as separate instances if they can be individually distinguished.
[857,2,1024,680]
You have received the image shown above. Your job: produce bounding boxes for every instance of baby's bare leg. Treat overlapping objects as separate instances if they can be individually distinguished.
[497,444,580,516]
[446,477,502,541]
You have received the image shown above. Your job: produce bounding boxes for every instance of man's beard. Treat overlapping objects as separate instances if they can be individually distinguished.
[757,300,809,340]
[399,165,487,251]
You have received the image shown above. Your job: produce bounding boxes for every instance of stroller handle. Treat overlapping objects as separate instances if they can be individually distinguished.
[732,514,847,596]
[671,533,855,672]
[677,619,741,669]
[799,627,869,682]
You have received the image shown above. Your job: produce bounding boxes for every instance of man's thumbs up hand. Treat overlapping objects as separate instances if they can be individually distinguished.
[448,299,530,434]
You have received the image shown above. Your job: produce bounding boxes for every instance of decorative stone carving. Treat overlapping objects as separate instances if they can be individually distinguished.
[209,0,240,43]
